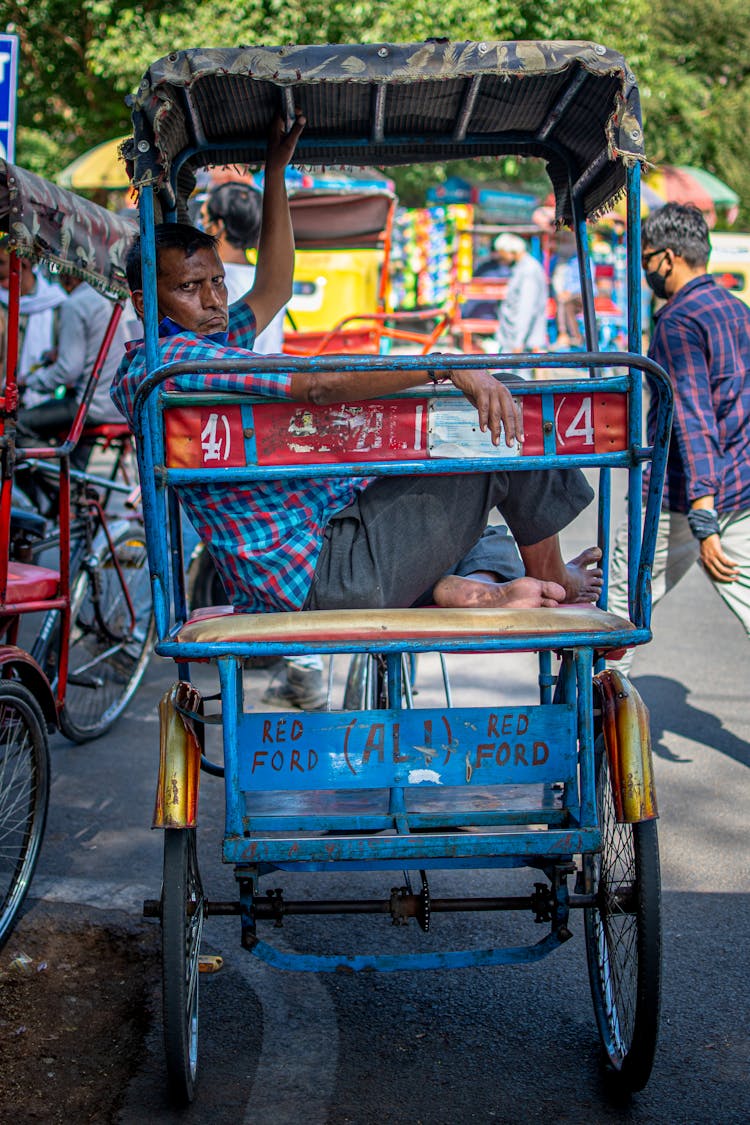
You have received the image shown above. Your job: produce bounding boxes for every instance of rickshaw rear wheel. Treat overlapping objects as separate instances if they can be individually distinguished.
[162,827,205,1106]
[584,736,661,1092]
[0,682,50,950]
[342,652,419,710]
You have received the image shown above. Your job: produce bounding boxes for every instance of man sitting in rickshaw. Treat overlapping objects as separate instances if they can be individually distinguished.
[112,113,602,615]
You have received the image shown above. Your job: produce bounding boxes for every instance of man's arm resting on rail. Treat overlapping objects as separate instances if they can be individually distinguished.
[289,366,523,447]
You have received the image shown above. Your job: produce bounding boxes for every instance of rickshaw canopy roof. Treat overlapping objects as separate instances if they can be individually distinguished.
[126,40,645,226]
[289,189,395,249]
[0,160,136,299]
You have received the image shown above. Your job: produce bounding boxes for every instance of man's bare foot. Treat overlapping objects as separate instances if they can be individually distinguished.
[432,574,567,609]
[564,546,603,603]
[520,538,603,604]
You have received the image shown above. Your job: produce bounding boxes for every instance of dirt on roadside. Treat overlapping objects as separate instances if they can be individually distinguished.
[0,902,160,1125]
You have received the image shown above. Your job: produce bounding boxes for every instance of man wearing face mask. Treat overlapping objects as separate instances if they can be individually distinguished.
[608,202,750,673]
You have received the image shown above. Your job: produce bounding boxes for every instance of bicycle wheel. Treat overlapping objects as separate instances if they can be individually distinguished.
[162,828,204,1106]
[0,682,50,950]
[343,652,420,710]
[584,736,661,1092]
[59,522,155,743]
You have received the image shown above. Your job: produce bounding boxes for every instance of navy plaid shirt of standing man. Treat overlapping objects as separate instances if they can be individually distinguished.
[608,202,750,673]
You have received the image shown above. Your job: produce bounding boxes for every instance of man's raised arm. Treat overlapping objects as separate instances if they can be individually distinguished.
[246,110,306,336]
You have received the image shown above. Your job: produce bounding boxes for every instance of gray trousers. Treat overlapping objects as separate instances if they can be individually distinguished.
[304,468,593,610]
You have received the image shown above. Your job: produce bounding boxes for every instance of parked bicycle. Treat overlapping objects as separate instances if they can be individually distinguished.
[0,160,151,947]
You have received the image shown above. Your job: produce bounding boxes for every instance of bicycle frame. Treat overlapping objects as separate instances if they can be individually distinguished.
[0,158,140,721]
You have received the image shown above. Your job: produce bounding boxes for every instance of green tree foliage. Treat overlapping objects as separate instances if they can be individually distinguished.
[3,0,749,223]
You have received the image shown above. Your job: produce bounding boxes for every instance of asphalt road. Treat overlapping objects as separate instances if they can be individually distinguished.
[25,504,750,1125]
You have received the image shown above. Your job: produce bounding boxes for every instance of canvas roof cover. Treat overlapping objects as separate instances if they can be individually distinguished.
[125,40,646,226]
[0,160,136,299]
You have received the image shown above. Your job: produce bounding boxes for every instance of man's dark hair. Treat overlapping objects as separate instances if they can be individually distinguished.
[206,182,262,250]
[125,223,217,292]
[641,203,711,268]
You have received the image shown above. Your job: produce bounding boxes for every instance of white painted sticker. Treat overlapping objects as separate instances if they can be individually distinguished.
[428,397,520,458]
[407,768,443,785]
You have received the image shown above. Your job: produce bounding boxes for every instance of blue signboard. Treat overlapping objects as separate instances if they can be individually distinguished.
[0,34,19,162]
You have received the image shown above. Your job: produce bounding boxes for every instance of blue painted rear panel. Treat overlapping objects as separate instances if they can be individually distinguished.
[237,703,576,793]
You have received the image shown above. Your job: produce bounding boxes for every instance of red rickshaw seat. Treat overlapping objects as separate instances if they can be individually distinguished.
[3,561,61,604]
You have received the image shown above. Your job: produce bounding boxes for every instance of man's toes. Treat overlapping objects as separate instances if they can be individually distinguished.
[570,546,602,567]
[541,581,566,602]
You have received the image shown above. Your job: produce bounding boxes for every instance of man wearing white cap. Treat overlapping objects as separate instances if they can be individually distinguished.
[493,232,549,363]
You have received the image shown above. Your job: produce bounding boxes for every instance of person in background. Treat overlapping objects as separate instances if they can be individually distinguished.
[493,233,549,363]
[201,180,287,354]
[608,203,750,674]
[0,249,66,391]
[551,244,583,348]
[12,273,128,480]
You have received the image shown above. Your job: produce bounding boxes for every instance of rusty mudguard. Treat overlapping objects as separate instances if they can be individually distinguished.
[153,681,203,829]
[593,668,658,824]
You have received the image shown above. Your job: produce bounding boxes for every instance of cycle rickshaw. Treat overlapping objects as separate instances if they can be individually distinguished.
[0,163,154,946]
[125,40,672,1105]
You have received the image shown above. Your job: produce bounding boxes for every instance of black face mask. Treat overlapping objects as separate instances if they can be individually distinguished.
[645,253,672,300]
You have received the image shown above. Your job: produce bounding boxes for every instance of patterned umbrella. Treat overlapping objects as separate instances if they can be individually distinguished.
[57,135,130,190]
[645,165,716,225]
[676,166,739,208]
[676,166,740,224]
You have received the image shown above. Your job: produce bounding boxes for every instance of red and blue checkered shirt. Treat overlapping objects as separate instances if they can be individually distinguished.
[646,274,750,513]
[111,302,365,612]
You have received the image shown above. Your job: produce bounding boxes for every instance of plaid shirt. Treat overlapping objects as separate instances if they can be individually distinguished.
[646,274,750,513]
[111,302,364,612]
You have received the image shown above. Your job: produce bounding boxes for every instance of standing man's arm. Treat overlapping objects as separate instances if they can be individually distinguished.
[245,110,305,336]
[655,319,739,582]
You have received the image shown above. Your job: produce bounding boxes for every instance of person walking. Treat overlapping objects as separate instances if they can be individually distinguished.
[492,233,549,361]
[608,203,750,673]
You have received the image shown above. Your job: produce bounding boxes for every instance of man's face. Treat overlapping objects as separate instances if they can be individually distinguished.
[144,245,228,333]
[641,242,674,297]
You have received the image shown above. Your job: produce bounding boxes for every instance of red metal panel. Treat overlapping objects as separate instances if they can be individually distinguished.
[522,392,627,456]
[253,400,429,465]
[165,405,246,468]
[164,392,626,468]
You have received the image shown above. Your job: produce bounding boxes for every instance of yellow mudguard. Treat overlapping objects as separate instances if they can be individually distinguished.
[153,681,203,828]
[593,668,658,823]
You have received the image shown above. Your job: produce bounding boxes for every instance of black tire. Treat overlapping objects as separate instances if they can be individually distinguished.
[343,652,387,710]
[162,828,204,1106]
[584,736,662,1092]
[0,682,50,950]
[59,522,155,743]
[343,653,420,710]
